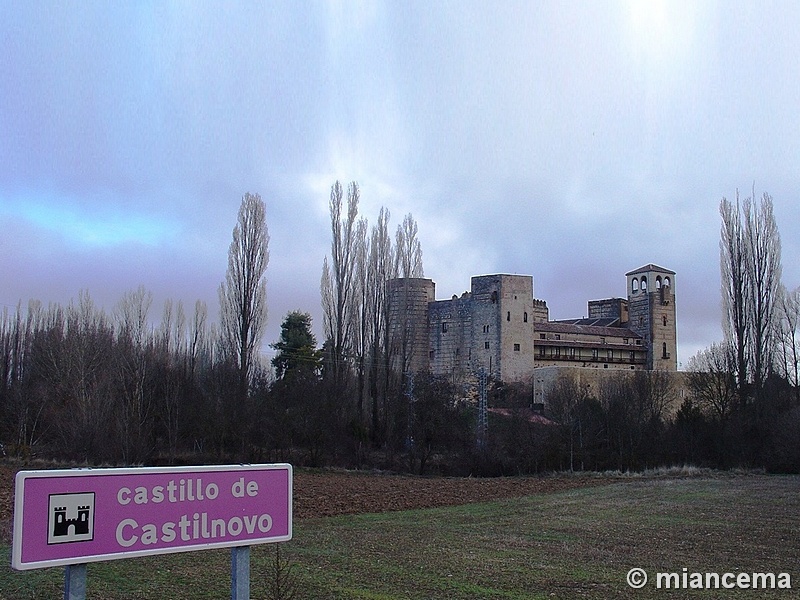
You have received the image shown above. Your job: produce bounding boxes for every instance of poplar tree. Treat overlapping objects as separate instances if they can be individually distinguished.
[320,181,365,393]
[719,188,782,405]
[219,192,270,399]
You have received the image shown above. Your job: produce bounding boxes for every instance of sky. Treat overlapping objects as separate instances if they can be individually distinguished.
[2,0,800,369]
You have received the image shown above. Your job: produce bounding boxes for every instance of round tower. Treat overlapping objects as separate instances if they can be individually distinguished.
[387,277,436,374]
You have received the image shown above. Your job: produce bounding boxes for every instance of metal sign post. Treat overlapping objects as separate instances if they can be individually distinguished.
[64,563,87,600]
[231,546,250,600]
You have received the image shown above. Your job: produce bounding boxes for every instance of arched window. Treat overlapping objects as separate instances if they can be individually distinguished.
[664,277,671,288]
[632,278,639,294]
[524,312,528,323]
[656,276,662,289]
[662,315,667,326]
[662,342,668,359]
[641,276,648,292]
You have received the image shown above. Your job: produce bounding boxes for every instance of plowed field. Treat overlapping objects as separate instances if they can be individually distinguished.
[0,463,615,540]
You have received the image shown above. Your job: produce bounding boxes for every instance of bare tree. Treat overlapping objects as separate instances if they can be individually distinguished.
[394,213,424,278]
[219,192,270,398]
[320,181,365,393]
[686,342,737,421]
[388,213,426,379]
[189,300,210,377]
[719,188,782,404]
[115,286,155,463]
[776,285,800,393]
[367,207,395,442]
[546,373,592,471]
[744,191,782,399]
[345,204,372,430]
[720,192,750,400]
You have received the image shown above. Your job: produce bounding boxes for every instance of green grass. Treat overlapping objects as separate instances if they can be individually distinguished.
[2,475,799,599]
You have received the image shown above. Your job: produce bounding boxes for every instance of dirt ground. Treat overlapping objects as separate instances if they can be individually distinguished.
[291,470,616,518]
[0,463,615,540]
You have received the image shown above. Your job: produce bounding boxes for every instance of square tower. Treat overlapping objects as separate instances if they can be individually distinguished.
[469,274,535,382]
[626,264,677,370]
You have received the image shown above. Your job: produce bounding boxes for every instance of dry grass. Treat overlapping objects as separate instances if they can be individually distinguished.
[2,472,798,599]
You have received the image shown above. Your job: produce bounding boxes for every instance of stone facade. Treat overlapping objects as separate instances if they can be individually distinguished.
[386,277,436,374]
[625,264,677,370]
[387,264,678,387]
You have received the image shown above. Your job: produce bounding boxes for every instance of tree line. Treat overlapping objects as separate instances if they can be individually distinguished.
[2,184,798,473]
[676,188,800,472]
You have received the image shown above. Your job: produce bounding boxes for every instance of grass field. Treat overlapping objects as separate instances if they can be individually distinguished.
[2,475,798,599]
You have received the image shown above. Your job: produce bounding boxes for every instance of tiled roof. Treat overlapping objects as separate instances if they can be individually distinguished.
[625,264,676,276]
[536,320,642,339]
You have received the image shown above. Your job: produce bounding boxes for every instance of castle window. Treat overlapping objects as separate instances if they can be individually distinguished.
[662,342,669,359]
[623,338,629,345]
[539,333,546,340]
[507,311,511,321]
[539,346,546,357]
[664,277,671,288]
[641,276,648,292]
[485,341,490,349]
[607,349,613,359]
[491,291,498,304]
[513,343,520,352]
[524,312,528,323]
[630,351,636,363]
[555,347,561,357]
[592,349,599,359]
[442,322,448,333]
[569,347,576,358]
[662,315,667,326]
[656,276,662,289]
[632,278,639,294]
[555,334,561,340]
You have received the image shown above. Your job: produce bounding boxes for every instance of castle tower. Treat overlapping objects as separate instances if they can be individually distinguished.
[626,264,677,371]
[387,277,436,374]
[469,274,535,382]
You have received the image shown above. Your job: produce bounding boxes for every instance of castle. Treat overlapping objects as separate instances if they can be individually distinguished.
[387,264,677,399]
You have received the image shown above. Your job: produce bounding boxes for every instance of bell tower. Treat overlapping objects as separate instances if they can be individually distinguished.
[626,264,677,371]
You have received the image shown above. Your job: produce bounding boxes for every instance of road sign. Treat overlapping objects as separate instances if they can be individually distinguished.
[12,464,292,571]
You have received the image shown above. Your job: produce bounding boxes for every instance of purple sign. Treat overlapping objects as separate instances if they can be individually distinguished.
[12,464,292,570]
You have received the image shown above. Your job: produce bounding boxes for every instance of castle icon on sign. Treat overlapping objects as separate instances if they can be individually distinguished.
[48,492,95,544]
[52,504,91,537]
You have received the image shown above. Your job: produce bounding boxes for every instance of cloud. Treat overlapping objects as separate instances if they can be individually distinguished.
[3,1,800,369]
[1,192,180,248]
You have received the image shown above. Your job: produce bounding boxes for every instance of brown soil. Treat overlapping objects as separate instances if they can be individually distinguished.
[292,470,615,518]
[0,464,614,540]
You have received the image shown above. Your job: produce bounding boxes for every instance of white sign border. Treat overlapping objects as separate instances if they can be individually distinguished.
[12,463,293,571]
